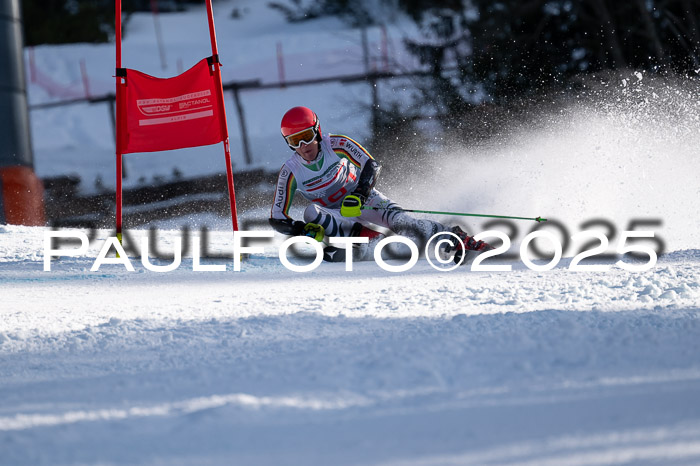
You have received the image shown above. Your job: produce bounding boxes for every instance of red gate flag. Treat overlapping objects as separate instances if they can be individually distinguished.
[115,0,239,235]
[118,58,224,154]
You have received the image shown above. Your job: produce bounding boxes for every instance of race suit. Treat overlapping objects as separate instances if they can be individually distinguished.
[269,134,444,240]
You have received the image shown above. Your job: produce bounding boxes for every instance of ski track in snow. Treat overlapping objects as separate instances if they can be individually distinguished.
[1,226,700,464]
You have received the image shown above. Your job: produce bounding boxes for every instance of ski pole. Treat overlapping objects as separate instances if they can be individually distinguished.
[341,195,546,222]
[364,206,546,222]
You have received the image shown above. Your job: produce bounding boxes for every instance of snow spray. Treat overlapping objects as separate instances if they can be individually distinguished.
[398,72,700,255]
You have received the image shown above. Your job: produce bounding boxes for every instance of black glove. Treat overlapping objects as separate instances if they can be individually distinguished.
[269,218,306,236]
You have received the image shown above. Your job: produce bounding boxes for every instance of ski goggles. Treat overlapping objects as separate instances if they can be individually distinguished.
[284,122,319,149]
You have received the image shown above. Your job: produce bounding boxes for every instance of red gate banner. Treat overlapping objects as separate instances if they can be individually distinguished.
[115,0,239,234]
[118,58,225,154]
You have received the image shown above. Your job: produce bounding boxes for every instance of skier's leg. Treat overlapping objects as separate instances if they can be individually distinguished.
[304,203,382,262]
[363,190,446,244]
[303,204,356,237]
[362,191,491,263]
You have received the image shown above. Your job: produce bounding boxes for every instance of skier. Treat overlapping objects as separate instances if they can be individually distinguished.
[269,106,490,262]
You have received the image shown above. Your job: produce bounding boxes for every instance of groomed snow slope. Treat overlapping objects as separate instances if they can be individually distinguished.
[1,226,700,465]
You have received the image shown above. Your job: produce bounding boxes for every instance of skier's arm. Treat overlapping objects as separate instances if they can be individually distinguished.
[269,165,326,238]
[353,159,381,199]
[332,135,382,200]
[270,164,300,233]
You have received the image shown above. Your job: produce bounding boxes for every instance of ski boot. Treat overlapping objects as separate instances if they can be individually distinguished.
[323,222,383,262]
[444,225,492,264]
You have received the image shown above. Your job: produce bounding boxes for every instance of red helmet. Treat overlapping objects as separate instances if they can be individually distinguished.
[280,106,322,140]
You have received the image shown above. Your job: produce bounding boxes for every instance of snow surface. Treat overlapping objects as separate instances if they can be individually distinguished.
[8,0,700,464]
[1,225,700,465]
